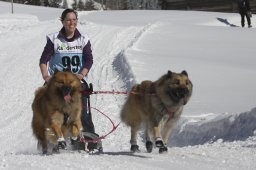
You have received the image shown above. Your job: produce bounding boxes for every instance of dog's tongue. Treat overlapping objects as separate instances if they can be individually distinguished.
[64,94,72,103]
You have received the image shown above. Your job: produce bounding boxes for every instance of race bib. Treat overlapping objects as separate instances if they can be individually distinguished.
[49,53,83,75]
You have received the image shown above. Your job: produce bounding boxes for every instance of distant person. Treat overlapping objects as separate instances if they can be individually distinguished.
[237,0,252,28]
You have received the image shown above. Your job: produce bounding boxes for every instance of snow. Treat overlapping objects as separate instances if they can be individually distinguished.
[0,1,256,169]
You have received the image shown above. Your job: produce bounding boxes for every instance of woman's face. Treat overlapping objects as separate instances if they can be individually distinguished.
[62,12,77,34]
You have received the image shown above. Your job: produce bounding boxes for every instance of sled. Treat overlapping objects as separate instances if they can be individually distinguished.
[71,131,103,153]
[72,81,103,153]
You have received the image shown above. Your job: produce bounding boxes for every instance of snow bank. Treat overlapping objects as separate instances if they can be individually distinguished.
[170,107,256,147]
[0,13,38,23]
[0,14,39,34]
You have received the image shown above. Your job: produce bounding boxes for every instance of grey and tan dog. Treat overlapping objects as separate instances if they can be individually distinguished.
[121,70,193,153]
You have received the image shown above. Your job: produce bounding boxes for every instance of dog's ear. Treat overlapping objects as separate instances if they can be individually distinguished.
[167,70,172,78]
[181,70,188,76]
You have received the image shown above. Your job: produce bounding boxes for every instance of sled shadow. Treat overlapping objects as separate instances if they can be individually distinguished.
[216,17,238,27]
[92,151,151,158]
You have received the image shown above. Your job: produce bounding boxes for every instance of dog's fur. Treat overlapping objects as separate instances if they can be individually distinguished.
[121,70,193,153]
[31,71,82,154]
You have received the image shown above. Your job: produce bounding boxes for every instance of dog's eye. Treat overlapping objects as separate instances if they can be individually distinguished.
[57,81,64,84]
[56,81,64,86]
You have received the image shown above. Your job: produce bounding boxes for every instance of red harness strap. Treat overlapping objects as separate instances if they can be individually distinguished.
[79,107,120,143]
[80,90,156,96]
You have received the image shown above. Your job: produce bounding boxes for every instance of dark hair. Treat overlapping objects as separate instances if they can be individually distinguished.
[60,9,78,21]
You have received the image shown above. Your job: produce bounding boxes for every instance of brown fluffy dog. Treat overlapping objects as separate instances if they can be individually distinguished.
[32,71,82,154]
[121,70,193,153]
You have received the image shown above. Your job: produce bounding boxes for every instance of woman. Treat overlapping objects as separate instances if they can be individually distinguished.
[39,9,96,150]
[40,8,93,82]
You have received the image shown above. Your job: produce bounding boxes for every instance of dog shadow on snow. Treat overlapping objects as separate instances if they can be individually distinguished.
[14,150,151,158]
[91,151,151,158]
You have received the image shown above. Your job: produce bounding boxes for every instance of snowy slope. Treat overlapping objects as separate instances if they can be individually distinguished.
[0,1,256,170]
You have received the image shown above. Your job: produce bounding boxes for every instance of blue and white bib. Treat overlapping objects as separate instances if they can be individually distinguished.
[47,32,89,77]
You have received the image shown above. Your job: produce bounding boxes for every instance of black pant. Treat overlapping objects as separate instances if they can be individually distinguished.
[240,12,251,27]
[81,82,95,133]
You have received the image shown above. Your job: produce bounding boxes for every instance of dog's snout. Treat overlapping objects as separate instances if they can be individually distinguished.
[62,86,72,95]
[182,87,189,94]
[177,87,189,97]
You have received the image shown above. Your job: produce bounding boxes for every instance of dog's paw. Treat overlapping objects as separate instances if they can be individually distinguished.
[71,136,78,141]
[155,139,164,148]
[52,145,60,154]
[159,146,168,154]
[58,141,67,149]
[42,148,48,155]
[146,141,153,153]
[130,145,140,153]
[155,138,164,148]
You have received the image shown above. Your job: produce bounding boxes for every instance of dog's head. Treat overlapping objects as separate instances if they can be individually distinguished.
[49,70,81,103]
[166,70,193,105]
[157,70,193,105]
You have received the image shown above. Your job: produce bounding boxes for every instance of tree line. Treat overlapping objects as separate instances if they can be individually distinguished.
[1,0,161,10]
[3,0,251,12]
